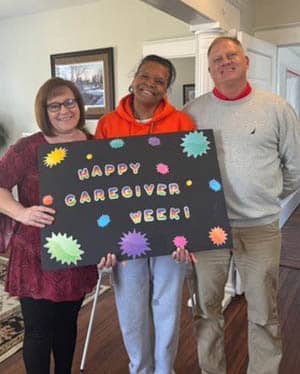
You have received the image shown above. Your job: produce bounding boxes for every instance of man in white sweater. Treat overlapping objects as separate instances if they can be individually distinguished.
[184,36,300,374]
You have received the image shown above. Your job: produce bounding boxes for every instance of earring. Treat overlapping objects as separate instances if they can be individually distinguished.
[128,85,134,93]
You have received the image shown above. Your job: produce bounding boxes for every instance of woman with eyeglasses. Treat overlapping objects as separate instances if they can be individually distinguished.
[0,77,102,374]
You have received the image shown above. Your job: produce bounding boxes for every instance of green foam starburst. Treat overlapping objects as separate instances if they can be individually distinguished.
[44,232,84,265]
[181,131,210,158]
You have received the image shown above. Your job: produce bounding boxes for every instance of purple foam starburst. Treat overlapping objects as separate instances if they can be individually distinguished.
[148,136,161,146]
[118,229,151,258]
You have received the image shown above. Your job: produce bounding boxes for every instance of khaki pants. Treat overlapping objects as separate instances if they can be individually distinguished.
[193,220,282,374]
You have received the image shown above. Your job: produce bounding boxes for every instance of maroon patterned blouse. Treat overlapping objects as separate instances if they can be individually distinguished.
[0,132,98,302]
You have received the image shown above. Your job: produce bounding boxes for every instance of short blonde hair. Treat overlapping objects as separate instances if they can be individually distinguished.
[207,36,244,57]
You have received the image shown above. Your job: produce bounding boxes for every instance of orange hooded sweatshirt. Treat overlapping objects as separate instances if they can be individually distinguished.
[95,94,195,139]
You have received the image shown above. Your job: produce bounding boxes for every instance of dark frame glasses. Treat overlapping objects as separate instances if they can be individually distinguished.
[46,98,78,113]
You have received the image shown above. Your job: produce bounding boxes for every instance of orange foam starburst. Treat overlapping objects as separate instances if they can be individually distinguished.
[208,226,227,246]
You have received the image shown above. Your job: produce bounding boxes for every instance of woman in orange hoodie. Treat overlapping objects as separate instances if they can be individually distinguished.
[95,55,195,374]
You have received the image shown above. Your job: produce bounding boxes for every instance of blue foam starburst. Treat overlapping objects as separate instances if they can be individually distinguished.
[209,179,221,192]
[181,131,210,158]
[97,214,111,228]
[118,229,151,258]
[109,139,125,149]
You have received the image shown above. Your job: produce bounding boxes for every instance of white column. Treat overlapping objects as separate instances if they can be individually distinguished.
[190,23,226,96]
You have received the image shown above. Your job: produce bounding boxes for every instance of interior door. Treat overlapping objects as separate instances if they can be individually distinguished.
[238,31,277,93]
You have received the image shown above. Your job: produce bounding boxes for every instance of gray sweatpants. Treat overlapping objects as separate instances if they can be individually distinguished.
[113,256,186,374]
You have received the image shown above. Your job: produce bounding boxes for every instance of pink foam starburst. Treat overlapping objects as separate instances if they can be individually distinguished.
[156,163,169,175]
[173,236,188,249]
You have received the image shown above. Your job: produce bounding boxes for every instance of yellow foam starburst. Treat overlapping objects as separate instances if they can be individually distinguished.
[43,147,67,168]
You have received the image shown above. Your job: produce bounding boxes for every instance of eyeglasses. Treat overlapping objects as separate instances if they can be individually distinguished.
[46,98,77,113]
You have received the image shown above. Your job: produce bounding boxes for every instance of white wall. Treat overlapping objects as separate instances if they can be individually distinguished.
[286,73,300,117]
[0,0,190,143]
[255,25,300,46]
[239,1,256,34]
[168,57,195,109]
[254,0,300,46]
[277,47,300,115]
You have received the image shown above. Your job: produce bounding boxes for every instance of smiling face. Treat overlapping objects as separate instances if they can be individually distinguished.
[46,86,80,135]
[131,61,169,108]
[208,39,249,92]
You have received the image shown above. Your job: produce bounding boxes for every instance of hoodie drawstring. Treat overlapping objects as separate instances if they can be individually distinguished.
[149,122,154,134]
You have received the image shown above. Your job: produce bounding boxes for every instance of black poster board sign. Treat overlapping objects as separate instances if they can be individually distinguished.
[38,130,232,270]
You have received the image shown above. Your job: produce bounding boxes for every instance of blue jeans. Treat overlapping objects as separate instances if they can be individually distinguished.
[113,256,186,374]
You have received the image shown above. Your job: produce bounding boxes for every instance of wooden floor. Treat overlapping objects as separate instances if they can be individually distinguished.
[1,208,300,373]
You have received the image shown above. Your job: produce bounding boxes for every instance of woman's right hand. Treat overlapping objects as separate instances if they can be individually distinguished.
[97,253,117,270]
[172,247,198,264]
[16,205,55,228]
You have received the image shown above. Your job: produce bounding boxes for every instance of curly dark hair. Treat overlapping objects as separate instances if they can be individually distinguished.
[135,54,176,88]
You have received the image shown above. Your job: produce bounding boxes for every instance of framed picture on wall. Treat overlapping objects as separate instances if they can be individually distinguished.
[50,48,115,119]
[183,83,195,105]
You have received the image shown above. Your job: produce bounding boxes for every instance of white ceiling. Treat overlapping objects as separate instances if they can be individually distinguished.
[0,0,209,24]
[141,0,210,25]
[1,0,300,56]
[0,0,98,20]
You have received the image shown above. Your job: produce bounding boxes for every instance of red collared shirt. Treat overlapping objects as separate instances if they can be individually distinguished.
[213,82,252,101]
